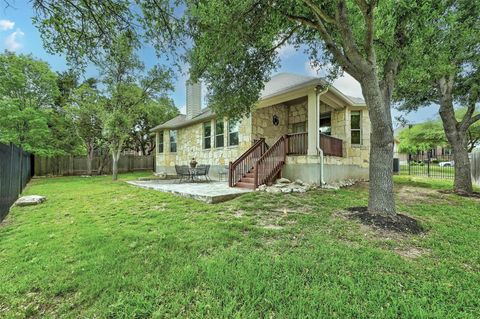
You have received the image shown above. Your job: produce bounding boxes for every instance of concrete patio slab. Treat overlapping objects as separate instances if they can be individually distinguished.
[127,180,252,203]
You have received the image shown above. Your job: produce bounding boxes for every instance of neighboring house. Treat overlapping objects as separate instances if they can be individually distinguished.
[151,73,371,188]
[393,125,452,164]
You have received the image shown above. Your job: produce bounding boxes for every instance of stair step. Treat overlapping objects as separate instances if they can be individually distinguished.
[244,173,255,178]
[240,177,254,183]
[235,182,255,189]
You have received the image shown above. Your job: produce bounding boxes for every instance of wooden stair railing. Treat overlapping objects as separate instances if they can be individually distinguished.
[319,133,343,157]
[228,138,267,187]
[254,135,288,188]
[286,132,308,155]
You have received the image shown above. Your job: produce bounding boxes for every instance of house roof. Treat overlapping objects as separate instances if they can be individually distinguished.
[151,72,366,131]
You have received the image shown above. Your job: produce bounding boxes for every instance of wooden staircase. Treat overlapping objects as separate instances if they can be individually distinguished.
[229,135,288,189]
[235,168,257,189]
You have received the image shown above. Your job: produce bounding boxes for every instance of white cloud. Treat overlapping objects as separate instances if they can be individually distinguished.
[276,43,297,59]
[5,29,24,51]
[304,60,363,98]
[0,19,14,31]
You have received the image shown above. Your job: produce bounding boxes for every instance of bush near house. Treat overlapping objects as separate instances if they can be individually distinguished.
[0,173,479,318]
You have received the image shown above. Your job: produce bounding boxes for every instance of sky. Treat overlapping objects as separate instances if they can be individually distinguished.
[0,2,439,127]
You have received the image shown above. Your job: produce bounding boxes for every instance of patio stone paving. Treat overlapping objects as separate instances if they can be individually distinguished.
[127,180,252,203]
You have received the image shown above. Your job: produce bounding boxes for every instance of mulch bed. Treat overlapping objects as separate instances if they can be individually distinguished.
[345,207,424,235]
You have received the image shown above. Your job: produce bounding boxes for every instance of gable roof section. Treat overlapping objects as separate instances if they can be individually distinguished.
[151,73,365,131]
[151,107,214,131]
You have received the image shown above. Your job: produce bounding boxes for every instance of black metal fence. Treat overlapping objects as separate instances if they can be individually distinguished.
[395,152,455,179]
[0,143,33,221]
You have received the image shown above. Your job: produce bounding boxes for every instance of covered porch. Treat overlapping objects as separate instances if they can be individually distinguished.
[252,86,347,158]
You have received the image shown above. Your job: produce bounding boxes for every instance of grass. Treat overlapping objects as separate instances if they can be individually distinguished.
[0,173,479,318]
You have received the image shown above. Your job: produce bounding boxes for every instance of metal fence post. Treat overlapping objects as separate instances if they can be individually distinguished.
[427,152,430,177]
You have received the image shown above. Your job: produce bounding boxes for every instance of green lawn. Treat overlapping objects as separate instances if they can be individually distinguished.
[1,173,479,318]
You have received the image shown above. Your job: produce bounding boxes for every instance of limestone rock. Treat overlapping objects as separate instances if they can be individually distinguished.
[15,195,46,207]
[276,178,291,184]
[266,187,282,193]
[294,179,305,186]
[155,171,168,179]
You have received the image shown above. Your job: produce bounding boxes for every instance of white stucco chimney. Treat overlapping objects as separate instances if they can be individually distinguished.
[186,80,202,119]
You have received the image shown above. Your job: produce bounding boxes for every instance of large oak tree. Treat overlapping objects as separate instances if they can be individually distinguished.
[187,0,429,215]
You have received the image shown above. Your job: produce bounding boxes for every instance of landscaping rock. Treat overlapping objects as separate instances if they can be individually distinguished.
[294,179,305,186]
[155,171,168,179]
[266,187,282,193]
[276,178,291,184]
[15,195,46,207]
[257,184,267,191]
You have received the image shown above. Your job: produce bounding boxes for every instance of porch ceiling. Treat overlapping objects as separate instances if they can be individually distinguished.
[256,88,346,110]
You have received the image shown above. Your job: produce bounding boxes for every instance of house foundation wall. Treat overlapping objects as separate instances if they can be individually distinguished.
[283,155,369,185]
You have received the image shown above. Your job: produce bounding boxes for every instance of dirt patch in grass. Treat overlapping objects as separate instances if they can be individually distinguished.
[393,246,430,259]
[345,207,425,235]
[395,185,442,203]
[438,190,480,199]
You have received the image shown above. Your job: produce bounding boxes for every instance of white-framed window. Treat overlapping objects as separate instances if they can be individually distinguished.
[350,111,361,145]
[203,121,212,149]
[319,112,332,135]
[169,130,177,152]
[158,131,164,153]
[228,120,239,146]
[215,119,224,148]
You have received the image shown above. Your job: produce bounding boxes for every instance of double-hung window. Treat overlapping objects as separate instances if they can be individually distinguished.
[350,111,361,145]
[215,119,224,148]
[170,130,177,152]
[319,112,332,135]
[203,122,212,149]
[158,131,164,153]
[228,120,239,146]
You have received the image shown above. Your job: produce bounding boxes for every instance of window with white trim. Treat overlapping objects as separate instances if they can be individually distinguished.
[350,111,361,145]
[203,121,212,149]
[169,130,177,152]
[158,131,164,153]
[215,119,224,148]
[228,120,239,146]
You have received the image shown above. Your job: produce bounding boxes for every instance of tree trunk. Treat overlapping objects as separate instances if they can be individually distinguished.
[86,142,94,176]
[112,149,121,181]
[451,142,473,194]
[438,75,473,195]
[361,75,396,216]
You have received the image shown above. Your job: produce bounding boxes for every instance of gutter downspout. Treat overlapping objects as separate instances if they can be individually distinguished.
[315,85,329,187]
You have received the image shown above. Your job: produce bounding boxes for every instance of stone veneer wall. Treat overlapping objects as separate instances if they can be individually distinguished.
[252,104,289,146]
[155,116,252,176]
[252,99,309,146]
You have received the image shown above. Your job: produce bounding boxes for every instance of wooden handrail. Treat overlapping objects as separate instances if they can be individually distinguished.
[229,138,267,187]
[286,132,307,155]
[254,135,287,188]
[319,133,343,157]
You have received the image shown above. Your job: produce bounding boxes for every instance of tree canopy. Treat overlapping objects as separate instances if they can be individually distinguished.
[0,52,63,156]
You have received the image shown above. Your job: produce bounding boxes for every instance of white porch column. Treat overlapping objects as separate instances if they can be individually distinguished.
[307,91,318,155]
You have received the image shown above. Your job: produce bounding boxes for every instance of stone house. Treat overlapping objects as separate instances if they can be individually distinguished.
[151,73,371,188]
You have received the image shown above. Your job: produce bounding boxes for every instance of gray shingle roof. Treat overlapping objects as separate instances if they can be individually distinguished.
[151,73,365,132]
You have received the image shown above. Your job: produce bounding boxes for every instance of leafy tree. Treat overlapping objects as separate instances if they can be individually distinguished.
[127,96,178,155]
[396,0,479,195]
[0,52,61,156]
[68,81,106,175]
[100,34,173,180]
[185,0,431,215]
[397,122,447,154]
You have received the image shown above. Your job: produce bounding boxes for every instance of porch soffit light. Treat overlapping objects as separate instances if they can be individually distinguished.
[272,115,280,126]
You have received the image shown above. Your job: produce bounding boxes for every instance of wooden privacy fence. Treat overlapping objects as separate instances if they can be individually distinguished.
[34,154,155,176]
[0,143,33,221]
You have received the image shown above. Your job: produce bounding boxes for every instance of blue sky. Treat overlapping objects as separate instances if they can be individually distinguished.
[0,2,438,126]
